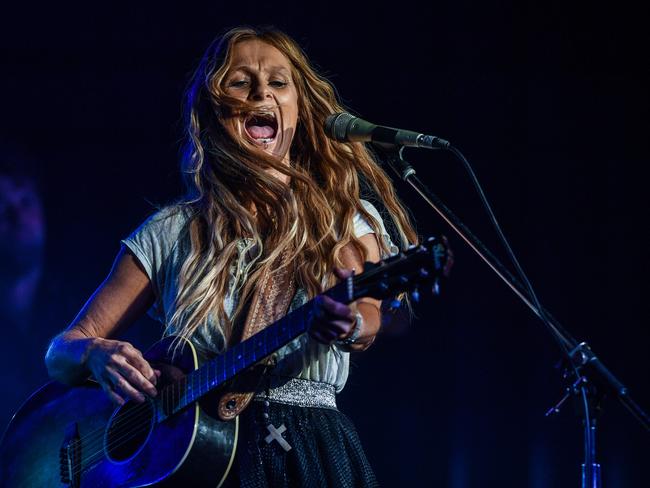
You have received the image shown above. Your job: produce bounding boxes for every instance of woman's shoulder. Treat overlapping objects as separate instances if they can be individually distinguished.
[144,203,191,226]
[130,204,192,238]
[121,204,194,279]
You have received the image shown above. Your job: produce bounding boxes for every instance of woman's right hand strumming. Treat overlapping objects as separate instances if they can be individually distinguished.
[84,338,160,405]
[46,248,158,405]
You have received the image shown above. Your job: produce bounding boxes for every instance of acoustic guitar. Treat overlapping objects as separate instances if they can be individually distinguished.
[0,237,447,487]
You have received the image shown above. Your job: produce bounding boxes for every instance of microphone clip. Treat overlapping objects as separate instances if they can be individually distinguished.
[372,143,416,182]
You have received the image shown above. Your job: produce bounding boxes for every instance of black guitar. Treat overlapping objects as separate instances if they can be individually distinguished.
[0,237,448,487]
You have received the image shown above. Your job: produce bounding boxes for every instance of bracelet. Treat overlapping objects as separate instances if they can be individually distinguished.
[337,311,363,346]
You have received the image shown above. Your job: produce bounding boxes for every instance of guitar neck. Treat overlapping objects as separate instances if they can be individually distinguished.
[156,281,351,420]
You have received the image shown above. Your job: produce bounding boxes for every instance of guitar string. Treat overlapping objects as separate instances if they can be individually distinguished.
[70,356,277,476]
[71,369,203,469]
[72,406,156,474]
[69,380,183,474]
[69,373,217,475]
[67,256,423,476]
[71,383,226,477]
[74,331,357,474]
[70,350,227,451]
[69,365,212,469]
[71,326,325,475]
[72,360,224,449]
[68,341,274,477]
[68,327,291,476]
[70,363,229,477]
[69,323,314,476]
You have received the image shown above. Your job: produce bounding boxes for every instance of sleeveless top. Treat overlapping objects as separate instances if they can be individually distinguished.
[121,200,396,393]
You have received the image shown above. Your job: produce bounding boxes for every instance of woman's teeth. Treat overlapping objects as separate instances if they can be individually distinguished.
[242,110,279,148]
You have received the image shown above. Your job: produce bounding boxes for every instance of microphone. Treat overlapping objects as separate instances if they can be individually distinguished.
[324,112,450,149]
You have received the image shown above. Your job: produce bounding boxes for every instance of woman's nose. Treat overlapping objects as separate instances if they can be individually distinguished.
[250,82,271,101]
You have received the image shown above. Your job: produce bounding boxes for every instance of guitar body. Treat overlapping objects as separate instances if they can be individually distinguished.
[0,337,238,487]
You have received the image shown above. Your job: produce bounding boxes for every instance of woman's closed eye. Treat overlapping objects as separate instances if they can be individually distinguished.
[227,79,287,89]
[228,79,250,88]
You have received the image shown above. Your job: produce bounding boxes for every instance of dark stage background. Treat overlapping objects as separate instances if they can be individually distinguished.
[1,1,648,486]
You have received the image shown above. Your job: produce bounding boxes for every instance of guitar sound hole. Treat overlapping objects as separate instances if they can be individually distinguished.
[105,399,155,462]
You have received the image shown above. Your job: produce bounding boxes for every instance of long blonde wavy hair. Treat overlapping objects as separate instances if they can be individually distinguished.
[169,26,417,346]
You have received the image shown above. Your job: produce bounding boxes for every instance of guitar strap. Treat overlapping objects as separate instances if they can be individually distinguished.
[217,249,296,421]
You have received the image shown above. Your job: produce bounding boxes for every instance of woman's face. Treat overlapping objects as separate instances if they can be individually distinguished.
[222,39,299,165]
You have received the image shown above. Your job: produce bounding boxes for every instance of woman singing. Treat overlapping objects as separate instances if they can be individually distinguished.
[46,26,417,487]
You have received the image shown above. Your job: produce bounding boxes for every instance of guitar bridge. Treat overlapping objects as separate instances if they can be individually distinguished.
[60,422,81,487]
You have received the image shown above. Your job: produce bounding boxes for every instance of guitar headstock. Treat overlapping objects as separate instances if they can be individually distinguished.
[351,236,449,301]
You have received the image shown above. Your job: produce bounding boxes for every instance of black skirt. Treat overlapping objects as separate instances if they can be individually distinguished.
[224,400,379,488]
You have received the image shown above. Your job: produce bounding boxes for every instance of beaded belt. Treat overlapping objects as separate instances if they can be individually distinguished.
[253,377,338,410]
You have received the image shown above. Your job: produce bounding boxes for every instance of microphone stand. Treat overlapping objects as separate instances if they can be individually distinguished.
[376,144,649,487]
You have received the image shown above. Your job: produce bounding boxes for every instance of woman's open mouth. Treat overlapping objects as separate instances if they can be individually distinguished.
[244,111,278,144]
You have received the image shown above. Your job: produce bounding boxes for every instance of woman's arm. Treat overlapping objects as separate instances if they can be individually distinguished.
[45,247,159,404]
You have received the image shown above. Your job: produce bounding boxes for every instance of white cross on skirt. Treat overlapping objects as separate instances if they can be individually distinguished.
[264,423,292,451]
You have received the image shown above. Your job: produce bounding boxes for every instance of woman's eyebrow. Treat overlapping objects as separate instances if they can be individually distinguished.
[268,66,291,75]
[226,66,250,76]
[227,65,291,76]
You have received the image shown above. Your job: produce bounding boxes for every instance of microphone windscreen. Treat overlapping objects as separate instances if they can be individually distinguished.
[324,113,355,141]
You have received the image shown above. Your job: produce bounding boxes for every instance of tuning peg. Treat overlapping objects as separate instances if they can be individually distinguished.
[389,298,402,309]
[419,268,429,278]
[398,275,409,285]
[411,288,420,303]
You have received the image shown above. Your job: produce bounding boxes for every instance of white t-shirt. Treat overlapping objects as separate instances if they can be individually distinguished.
[121,200,396,392]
